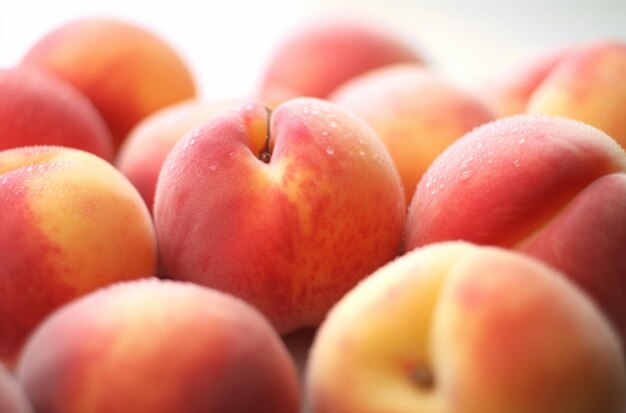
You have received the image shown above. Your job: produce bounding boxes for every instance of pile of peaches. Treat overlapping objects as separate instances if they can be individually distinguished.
[1,13,625,413]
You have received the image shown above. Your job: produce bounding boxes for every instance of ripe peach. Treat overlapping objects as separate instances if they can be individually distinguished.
[404,114,626,345]
[331,64,494,201]
[0,364,32,413]
[481,41,626,148]
[0,67,113,161]
[480,47,570,118]
[17,279,300,413]
[257,14,423,104]
[527,41,626,148]
[22,18,197,150]
[154,97,406,334]
[307,242,626,413]
[0,146,157,368]
[116,99,223,210]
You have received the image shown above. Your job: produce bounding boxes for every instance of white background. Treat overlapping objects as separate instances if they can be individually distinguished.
[1,0,626,101]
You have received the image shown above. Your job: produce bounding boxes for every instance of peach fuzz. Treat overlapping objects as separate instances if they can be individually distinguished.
[404,114,626,344]
[0,67,114,161]
[116,98,245,211]
[306,242,626,413]
[331,64,494,201]
[527,41,626,148]
[257,14,423,104]
[0,364,32,413]
[154,97,406,334]
[22,18,197,150]
[17,279,300,413]
[0,146,157,368]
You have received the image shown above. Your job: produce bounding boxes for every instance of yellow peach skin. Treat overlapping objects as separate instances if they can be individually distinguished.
[527,41,626,148]
[331,64,494,201]
[0,146,157,368]
[306,242,626,413]
[479,47,570,118]
[154,97,406,334]
[22,18,197,150]
[481,40,626,148]
[17,279,300,413]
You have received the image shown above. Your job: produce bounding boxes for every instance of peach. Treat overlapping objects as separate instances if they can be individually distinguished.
[404,114,626,345]
[527,41,626,148]
[306,242,626,413]
[116,98,244,211]
[0,146,157,368]
[480,47,570,118]
[0,67,114,161]
[331,64,494,201]
[17,279,300,413]
[481,41,626,148]
[0,364,32,413]
[154,97,406,334]
[257,14,423,104]
[22,18,197,150]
